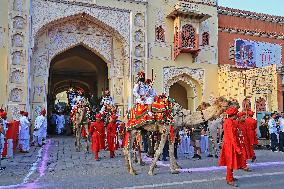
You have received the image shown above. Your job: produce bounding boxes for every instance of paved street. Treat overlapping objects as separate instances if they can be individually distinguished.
[1,136,284,189]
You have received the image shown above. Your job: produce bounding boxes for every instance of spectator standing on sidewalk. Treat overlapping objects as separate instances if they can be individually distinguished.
[268,113,278,152]
[278,112,284,152]
[0,116,6,170]
[19,112,30,153]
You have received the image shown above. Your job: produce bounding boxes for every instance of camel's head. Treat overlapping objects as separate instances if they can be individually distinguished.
[196,102,211,111]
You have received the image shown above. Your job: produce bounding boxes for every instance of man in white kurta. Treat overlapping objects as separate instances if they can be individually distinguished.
[19,112,30,152]
[207,116,223,158]
[56,113,65,134]
[34,110,47,146]
[0,112,8,158]
[0,117,5,169]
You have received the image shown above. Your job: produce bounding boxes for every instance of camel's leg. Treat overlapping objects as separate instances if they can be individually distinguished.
[76,126,82,152]
[134,150,138,163]
[169,140,180,174]
[84,124,90,153]
[137,144,145,166]
[123,148,130,173]
[148,131,168,176]
[128,130,138,175]
[75,126,79,151]
[124,130,137,175]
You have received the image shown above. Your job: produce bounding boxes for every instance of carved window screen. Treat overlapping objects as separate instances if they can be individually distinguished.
[202,32,209,46]
[181,24,195,49]
[155,25,165,42]
[256,97,266,112]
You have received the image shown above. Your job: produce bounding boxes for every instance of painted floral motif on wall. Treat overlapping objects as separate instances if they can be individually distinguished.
[10,88,23,102]
[11,70,24,83]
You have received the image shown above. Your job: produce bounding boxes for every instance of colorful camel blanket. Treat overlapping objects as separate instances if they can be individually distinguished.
[124,97,176,148]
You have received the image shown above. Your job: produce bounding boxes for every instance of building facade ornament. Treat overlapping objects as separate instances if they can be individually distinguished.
[163,66,205,95]
[32,0,130,48]
[218,6,284,24]
[218,27,284,40]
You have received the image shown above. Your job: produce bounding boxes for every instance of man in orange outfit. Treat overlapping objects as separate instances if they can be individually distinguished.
[90,113,105,161]
[245,110,257,162]
[107,115,119,158]
[219,107,242,187]
[236,112,253,171]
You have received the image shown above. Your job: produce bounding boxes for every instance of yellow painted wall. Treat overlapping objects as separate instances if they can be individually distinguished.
[0,0,220,119]
[146,0,219,104]
[0,0,8,109]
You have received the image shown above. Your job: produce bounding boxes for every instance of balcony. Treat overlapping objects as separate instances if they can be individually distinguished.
[167,1,211,21]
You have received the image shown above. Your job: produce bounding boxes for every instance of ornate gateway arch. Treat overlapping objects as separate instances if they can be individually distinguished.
[29,0,133,119]
[6,0,148,120]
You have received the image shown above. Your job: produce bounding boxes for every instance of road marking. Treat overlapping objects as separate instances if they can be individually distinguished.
[118,171,284,189]
[143,155,284,173]
[22,147,43,183]
[0,139,51,189]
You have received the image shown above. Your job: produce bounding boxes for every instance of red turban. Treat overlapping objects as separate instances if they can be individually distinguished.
[225,107,238,116]
[237,112,246,118]
[247,110,254,116]
[20,111,25,115]
[23,112,29,117]
[111,115,118,120]
[145,79,152,84]
[41,109,46,116]
[95,113,102,119]
[137,71,145,79]
[0,111,6,118]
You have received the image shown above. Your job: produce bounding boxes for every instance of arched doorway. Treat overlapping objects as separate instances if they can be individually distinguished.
[47,45,108,112]
[30,13,130,121]
[169,81,195,111]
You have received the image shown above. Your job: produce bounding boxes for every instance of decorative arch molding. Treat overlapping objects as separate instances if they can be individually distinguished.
[31,9,129,113]
[32,14,125,78]
[163,67,205,95]
[33,13,119,63]
[32,0,130,47]
[167,75,199,110]
[163,67,204,110]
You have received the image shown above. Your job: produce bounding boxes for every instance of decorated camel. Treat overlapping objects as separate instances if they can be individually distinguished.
[123,96,229,176]
[72,98,92,152]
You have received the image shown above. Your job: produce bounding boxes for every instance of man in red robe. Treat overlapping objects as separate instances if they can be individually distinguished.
[236,112,253,171]
[90,113,105,161]
[107,115,118,158]
[219,107,242,187]
[245,110,257,162]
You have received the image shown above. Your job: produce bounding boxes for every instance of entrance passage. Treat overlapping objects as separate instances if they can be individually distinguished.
[47,45,108,133]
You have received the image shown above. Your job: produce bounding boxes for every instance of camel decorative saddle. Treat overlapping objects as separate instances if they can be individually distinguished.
[126,96,175,131]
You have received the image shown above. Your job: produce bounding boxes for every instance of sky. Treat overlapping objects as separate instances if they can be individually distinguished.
[218,0,284,17]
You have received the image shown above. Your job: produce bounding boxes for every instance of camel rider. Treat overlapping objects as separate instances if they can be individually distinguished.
[100,89,114,114]
[145,79,157,116]
[76,90,85,104]
[133,71,147,105]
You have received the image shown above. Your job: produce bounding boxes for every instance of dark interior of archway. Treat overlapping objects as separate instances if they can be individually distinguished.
[47,45,108,114]
[169,82,188,109]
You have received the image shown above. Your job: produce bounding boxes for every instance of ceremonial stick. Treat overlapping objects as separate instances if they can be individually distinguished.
[152,68,154,81]
[151,68,157,87]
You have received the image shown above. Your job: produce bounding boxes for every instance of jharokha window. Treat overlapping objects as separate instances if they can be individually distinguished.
[202,32,209,46]
[181,24,195,48]
[155,25,165,42]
